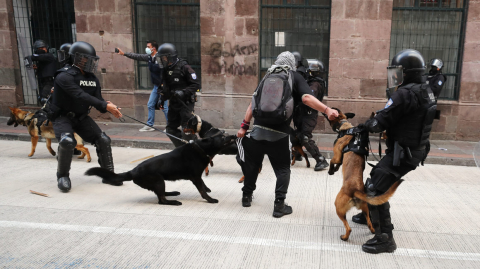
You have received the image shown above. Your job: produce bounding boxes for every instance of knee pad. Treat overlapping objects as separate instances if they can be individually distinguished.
[95,132,111,147]
[59,133,76,150]
[369,167,398,193]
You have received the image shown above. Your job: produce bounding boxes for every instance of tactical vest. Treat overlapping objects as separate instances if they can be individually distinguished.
[390,83,437,148]
[334,127,370,156]
[164,59,189,92]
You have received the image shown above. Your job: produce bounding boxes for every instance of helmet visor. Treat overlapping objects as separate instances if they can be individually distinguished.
[155,54,164,68]
[387,66,404,88]
[57,50,68,63]
[72,52,99,73]
[430,59,443,70]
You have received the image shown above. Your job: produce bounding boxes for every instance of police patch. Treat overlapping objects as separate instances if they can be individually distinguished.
[192,73,197,80]
[438,80,443,86]
[385,98,393,109]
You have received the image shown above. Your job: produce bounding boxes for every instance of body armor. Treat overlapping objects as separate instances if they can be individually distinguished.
[389,83,437,148]
[164,59,189,93]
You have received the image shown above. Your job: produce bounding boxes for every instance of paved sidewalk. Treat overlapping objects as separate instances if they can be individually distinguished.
[0,140,479,268]
[1,116,477,167]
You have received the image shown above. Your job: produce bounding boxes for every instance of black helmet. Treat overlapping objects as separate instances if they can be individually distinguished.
[69,41,99,73]
[33,40,48,54]
[291,51,303,68]
[387,49,425,87]
[306,59,325,73]
[57,43,72,64]
[157,43,178,68]
[428,58,443,75]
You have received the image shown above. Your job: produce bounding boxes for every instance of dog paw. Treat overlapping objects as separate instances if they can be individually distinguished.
[28,154,34,157]
[86,157,91,162]
[208,199,219,203]
[51,152,56,156]
[340,235,349,241]
[172,201,182,206]
[205,187,211,193]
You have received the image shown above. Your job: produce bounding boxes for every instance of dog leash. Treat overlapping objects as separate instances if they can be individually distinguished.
[111,112,189,144]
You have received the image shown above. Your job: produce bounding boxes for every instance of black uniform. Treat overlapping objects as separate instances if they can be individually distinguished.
[361,82,436,251]
[31,52,57,100]
[293,76,327,167]
[426,73,446,99]
[158,59,200,147]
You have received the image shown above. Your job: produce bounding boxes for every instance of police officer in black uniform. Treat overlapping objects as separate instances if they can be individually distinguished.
[293,59,329,171]
[156,43,201,147]
[292,51,308,80]
[57,43,72,67]
[352,49,436,254]
[50,41,123,192]
[426,58,446,99]
[26,40,57,104]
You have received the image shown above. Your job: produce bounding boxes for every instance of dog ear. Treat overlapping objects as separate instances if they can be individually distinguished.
[345,113,355,119]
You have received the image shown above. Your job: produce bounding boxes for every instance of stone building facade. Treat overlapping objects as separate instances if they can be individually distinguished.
[1,0,479,141]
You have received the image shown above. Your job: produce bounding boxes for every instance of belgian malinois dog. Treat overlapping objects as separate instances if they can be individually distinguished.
[325,108,402,241]
[7,107,91,161]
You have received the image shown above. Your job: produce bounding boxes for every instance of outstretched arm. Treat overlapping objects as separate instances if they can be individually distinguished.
[302,94,338,120]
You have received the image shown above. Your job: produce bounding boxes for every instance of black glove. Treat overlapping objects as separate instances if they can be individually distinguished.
[155,99,164,110]
[174,90,186,101]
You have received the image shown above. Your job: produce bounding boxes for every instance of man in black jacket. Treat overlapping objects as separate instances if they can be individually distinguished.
[353,49,436,254]
[117,40,168,131]
[26,40,57,104]
[51,41,122,192]
[156,43,201,147]
[237,51,338,218]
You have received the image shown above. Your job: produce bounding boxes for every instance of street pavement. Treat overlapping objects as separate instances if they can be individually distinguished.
[0,140,479,269]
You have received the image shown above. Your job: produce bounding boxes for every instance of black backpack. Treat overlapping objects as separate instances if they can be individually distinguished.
[251,67,294,124]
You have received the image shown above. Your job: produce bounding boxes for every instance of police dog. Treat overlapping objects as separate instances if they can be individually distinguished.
[184,115,308,182]
[7,107,91,161]
[325,108,402,241]
[85,133,236,205]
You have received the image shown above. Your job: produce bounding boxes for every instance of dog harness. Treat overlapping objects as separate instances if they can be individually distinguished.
[334,127,369,156]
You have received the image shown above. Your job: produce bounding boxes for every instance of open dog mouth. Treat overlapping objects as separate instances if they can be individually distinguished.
[183,128,195,135]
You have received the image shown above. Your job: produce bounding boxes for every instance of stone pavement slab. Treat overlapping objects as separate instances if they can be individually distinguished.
[0,140,479,268]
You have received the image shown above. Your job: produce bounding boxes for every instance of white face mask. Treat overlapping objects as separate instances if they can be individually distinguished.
[145,47,152,55]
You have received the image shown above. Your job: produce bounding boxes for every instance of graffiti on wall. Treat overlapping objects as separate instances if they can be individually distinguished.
[207,42,258,76]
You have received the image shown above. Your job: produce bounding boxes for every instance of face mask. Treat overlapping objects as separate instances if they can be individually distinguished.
[145,47,152,55]
[35,49,46,54]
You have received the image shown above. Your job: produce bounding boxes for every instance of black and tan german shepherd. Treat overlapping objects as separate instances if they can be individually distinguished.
[85,133,236,205]
[7,107,91,161]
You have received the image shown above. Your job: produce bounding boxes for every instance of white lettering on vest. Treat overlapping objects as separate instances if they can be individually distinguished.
[79,80,97,87]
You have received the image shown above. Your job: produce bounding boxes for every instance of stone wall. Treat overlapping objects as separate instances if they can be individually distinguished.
[199,0,259,129]
[0,0,22,115]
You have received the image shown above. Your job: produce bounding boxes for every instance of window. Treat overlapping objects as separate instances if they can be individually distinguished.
[260,0,331,85]
[134,0,201,90]
[390,0,468,100]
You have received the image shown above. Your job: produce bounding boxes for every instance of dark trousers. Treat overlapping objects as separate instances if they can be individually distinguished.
[293,112,322,160]
[239,136,291,200]
[39,80,54,99]
[166,100,195,131]
[53,115,103,143]
[370,148,425,234]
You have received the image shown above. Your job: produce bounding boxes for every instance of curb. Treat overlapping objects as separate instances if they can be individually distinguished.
[0,132,475,167]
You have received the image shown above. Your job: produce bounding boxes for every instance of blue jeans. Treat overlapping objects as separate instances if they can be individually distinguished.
[147,85,168,126]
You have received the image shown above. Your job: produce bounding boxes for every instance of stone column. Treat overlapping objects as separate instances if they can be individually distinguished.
[0,0,23,115]
[74,0,135,120]
[328,0,394,126]
[457,0,480,140]
[200,0,259,129]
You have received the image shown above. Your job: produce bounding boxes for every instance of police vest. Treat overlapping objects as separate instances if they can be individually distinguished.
[164,59,189,92]
[390,83,437,148]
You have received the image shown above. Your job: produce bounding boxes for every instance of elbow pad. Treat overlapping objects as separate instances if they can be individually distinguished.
[364,118,384,133]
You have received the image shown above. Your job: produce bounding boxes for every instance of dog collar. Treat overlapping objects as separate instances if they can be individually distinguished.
[333,119,348,133]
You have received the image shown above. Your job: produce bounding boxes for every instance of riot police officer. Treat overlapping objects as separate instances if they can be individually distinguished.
[426,58,446,99]
[293,59,329,171]
[292,51,308,80]
[156,43,200,147]
[352,49,436,254]
[57,43,72,67]
[50,41,123,192]
[26,40,57,104]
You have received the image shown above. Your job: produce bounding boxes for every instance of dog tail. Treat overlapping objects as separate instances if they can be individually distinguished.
[85,167,133,183]
[353,179,404,206]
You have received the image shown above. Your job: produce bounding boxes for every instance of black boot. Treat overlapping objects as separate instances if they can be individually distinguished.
[95,133,122,186]
[273,199,292,218]
[352,212,367,225]
[314,156,329,171]
[242,193,252,207]
[362,233,397,254]
[57,133,75,192]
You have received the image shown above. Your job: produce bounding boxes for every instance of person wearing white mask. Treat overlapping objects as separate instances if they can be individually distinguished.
[116,40,168,131]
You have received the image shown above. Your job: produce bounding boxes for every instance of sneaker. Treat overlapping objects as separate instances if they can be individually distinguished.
[314,159,329,171]
[139,125,155,132]
[273,200,293,218]
[242,194,252,207]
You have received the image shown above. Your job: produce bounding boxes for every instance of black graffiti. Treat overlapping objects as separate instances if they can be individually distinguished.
[208,60,257,76]
[209,42,258,58]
